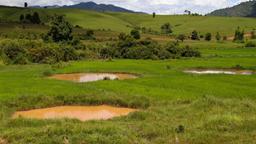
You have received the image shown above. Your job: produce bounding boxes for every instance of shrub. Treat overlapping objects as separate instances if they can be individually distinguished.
[79,30,95,40]
[161,23,173,34]
[180,45,201,57]
[245,41,256,47]
[216,32,221,41]
[176,34,186,42]
[0,40,28,65]
[130,29,140,39]
[0,39,80,65]
[234,27,244,42]
[191,30,199,40]
[46,15,73,42]
[205,33,212,41]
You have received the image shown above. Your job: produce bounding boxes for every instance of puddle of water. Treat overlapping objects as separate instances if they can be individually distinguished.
[12,105,137,121]
[48,73,138,83]
[184,69,254,75]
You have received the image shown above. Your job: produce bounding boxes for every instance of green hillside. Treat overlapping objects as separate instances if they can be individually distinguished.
[0,6,256,35]
[208,0,256,17]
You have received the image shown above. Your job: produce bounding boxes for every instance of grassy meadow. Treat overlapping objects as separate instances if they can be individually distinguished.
[0,5,256,144]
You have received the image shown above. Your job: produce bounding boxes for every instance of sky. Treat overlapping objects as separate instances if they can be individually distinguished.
[0,0,249,14]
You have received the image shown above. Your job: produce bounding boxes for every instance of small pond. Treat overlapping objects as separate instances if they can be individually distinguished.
[13,105,137,121]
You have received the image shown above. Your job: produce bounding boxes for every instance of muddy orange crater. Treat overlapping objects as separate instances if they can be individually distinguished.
[13,105,137,121]
[48,73,138,83]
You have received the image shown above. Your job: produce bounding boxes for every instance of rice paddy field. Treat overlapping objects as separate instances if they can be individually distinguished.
[0,6,256,144]
[0,43,256,143]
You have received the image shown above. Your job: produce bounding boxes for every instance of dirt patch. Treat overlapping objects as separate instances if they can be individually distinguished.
[48,73,138,83]
[13,105,137,121]
[0,138,7,144]
[184,69,254,75]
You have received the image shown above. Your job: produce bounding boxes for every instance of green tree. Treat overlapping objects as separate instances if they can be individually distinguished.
[46,15,73,42]
[153,12,156,18]
[19,14,24,23]
[25,13,32,23]
[161,23,173,34]
[31,12,41,24]
[176,34,186,42]
[205,33,212,41]
[191,30,199,40]
[216,32,221,41]
[130,29,140,39]
[24,2,28,8]
[234,27,244,42]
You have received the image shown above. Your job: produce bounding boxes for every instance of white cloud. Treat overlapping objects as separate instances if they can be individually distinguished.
[0,0,250,14]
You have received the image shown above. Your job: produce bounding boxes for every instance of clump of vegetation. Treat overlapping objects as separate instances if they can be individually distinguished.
[205,33,212,41]
[153,12,156,18]
[245,41,256,47]
[233,27,244,42]
[130,29,141,39]
[78,29,95,40]
[176,34,186,42]
[20,12,41,24]
[216,32,222,41]
[0,40,79,65]
[161,23,173,35]
[101,33,201,60]
[44,15,73,42]
[191,30,199,40]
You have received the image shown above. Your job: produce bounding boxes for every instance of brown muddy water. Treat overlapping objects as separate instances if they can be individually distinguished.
[48,73,138,83]
[12,105,137,121]
[184,69,254,75]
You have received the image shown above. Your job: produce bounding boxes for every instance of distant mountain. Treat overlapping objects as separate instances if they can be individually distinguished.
[32,2,139,13]
[208,0,256,17]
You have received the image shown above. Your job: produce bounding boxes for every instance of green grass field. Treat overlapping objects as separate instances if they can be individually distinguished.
[1,6,256,35]
[1,6,256,144]
[0,44,256,143]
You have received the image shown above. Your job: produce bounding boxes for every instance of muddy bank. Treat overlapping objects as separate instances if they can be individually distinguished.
[184,69,254,75]
[48,73,138,83]
[13,105,137,121]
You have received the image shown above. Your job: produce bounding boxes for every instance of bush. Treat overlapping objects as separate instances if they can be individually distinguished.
[46,15,73,42]
[161,23,173,34]
[0,39,80,65]
[180,45,201,57]
[205,33,212,41]
[130,29,141,39]
[245,41,256,47]
[176,34,186,42]
[191,30,199,40]
[234,27,244,42]
[79,30,95,40]
[216,32,221,41]
[0,40,28,64]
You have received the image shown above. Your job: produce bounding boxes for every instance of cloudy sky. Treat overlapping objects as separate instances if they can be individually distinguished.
[0,0,249,14]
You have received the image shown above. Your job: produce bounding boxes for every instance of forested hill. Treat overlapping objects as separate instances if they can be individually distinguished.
[208,0,256,17]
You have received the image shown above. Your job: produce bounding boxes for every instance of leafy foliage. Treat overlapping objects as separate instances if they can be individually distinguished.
[205,33,212,41]
[130,29,141,39]
[161,23,173,34]
[233,27,244,42]
[46,15,73,42]
[191,30,199,40]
